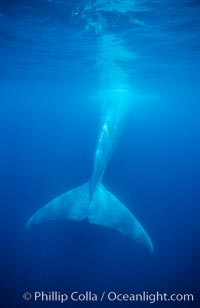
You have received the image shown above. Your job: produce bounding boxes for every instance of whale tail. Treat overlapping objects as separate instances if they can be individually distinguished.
[26,183,153,253]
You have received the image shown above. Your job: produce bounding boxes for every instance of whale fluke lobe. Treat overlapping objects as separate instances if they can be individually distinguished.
[26,183,153,253]
[26,183,90,229]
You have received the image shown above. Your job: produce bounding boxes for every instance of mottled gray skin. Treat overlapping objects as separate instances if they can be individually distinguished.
[27,183,153,253]
[27,93,153,253]
[89,99,126,200]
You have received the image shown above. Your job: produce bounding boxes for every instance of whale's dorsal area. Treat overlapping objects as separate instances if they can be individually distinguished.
[27,182,153,253]
[26,91,153,253]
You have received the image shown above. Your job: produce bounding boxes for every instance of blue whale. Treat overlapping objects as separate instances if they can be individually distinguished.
[26,88,153,253]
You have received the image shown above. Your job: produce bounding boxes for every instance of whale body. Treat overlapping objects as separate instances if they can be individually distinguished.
[27,90,153,253]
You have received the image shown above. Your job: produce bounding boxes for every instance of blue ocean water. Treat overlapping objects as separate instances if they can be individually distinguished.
[0,0,200,307]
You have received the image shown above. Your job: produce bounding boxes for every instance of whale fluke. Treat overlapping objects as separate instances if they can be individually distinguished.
[26,183,153,254]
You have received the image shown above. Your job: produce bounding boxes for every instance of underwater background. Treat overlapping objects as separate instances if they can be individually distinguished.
[0,0,200,307]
